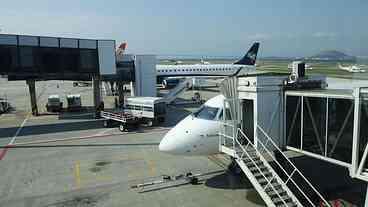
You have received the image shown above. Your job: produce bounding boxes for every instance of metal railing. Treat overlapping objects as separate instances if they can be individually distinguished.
[219,123,331,207]
[254,126,330,207]
[100,111,136,122]
[231,132,294,206]
[164,78,193,104]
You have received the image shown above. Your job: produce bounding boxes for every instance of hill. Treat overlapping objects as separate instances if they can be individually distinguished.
[307,50,356,61]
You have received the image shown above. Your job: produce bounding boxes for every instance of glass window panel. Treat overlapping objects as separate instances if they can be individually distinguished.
[38,47,60,73]
[59,48,79,72]
[19,36,38,46]
[79,39,96,49]
[40,37,59,47]
[60,38,78,48]
[0,34,17,45]
[286,96,301,149]
[79,49,98,73]
[193,106,219,120]
[327,98,354,163]
[359,95,368,168]
[302,97,327,156]
[0,46,18,72]
[19,47,36,70]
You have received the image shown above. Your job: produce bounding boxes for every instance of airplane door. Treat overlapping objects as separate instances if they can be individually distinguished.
[242,99,254,144]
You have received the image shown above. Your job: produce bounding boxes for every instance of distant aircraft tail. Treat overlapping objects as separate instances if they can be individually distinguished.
[116,42,127,56]
[234,42,260,65]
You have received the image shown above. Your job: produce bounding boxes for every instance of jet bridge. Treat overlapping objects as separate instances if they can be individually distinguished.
[219,72,368,206]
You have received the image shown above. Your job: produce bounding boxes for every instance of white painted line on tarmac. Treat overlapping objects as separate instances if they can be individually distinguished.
[14,127,171,146]
[95,128,115,136]
[9,114,29,144]
[59,112,95,118]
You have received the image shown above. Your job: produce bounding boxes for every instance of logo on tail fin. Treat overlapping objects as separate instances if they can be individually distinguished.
[117,42,127,56]
[234,42,260,65]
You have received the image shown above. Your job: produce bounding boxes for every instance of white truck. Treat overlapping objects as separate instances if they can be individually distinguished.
[46,95,63,112]
[101,96,166,131]
[66,94,82,111]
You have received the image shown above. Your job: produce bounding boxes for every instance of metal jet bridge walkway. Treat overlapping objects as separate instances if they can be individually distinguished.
[218,74,368,207]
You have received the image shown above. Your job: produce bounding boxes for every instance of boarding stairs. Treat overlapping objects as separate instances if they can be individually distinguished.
[220,124,331,207]
[163,78,193,104]
[102,82,114,96]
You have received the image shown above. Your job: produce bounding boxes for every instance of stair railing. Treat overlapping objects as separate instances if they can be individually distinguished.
[233,130,291,207]
[248,125,331,207]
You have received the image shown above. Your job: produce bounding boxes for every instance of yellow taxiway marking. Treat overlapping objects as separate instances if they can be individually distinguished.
[147,159,156,176]
[74,160,81,189]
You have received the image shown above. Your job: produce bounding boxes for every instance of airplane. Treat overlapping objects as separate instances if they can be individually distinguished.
[156,42,260,78]
[157,43,259,88]
[198,57,210,65]
[159,43,260,155]
[159,94,226,155]
[338,63,366,73]
[115,42,259,87]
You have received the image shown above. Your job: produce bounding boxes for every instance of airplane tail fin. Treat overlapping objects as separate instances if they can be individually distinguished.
[116,42,127,56]
[234,42,260,65]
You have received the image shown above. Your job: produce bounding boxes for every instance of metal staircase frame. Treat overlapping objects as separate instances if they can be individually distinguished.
[163,78,193,104]
[220,122,331,207]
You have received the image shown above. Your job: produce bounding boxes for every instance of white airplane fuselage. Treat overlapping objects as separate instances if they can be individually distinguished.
[338,64,366,73]
[159,95,225,155]
[156,64,253,78]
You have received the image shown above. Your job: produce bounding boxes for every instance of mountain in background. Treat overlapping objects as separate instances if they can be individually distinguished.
[306,50,356,61]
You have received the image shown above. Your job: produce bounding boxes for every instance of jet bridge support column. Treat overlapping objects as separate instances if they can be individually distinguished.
[93,76,102,116]
[116,81,125,107]
[26,79,38,116]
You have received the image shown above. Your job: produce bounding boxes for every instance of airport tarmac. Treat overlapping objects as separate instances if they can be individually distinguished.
[0,79,266,207]
[0,78,366,206]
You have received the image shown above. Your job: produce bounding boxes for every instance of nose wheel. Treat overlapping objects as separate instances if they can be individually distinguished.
[119,124,126,132]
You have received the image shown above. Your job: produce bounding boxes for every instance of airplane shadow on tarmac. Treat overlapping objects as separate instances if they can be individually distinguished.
[204,155,366,206]
[205,172,266,206]
[205,171,253,190]
[205,155,366,206]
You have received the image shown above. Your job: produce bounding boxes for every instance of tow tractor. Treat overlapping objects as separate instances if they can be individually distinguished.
[100,97,166,132]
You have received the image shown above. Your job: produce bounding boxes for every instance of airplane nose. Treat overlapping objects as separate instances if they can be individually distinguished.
[159,134,175,153]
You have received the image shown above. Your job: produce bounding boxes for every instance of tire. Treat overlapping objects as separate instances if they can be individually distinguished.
[146,119,153,127]
[119,124,126,132]
[103,120,110,128]
[193,92,201,102]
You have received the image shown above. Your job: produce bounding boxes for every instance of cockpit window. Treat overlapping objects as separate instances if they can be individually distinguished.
[193,106,219,120]
[218,108,231,120]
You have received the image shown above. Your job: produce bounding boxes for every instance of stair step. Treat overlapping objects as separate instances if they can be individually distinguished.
[265,183,282,192]
[258,178,278,186]
[272,195,293,205]
[275,202,297,207]
[249,165,268,172]
[243,157,263,166]
[254,172,272,179]
[267,189,287,198]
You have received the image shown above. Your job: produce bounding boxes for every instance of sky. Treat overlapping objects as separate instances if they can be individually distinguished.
[1,0,367,57]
